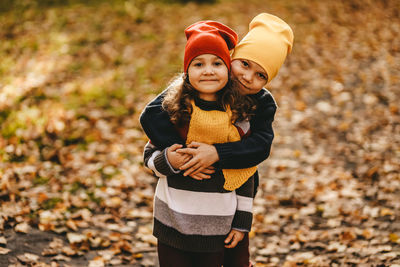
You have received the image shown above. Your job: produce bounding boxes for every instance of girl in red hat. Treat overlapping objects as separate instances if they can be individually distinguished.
[143,20,258,266]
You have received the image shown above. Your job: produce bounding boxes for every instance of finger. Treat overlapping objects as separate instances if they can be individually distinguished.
[176,148,197,155]
[183,162,202,176]
[189,173,205,180]
[225,233,240,248]
[189,166,206,176]
[190,172,210,180]
[182,154,192,162]
[169,144,183,152]
[178,155,191,166]
[225,237,239,248]
[200,168,215,175]
[224,231,234,244]
[179,158,199,171]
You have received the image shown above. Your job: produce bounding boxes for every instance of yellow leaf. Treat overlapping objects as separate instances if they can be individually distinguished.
[380,208,394,216]
[134,253,143,259]
[295,100,306,111]
[293,150,301,158]
[338,122,349,131]
[249,230,256,239]
[389,233,398,243]
[362,229,373,239]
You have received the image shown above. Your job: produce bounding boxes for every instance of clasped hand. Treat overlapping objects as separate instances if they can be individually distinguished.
[166,142,219,180]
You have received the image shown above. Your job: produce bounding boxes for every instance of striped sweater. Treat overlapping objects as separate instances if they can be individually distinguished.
[143,97,254,253]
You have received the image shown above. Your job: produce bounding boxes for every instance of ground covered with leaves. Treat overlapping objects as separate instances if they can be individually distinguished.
[1,0,400,266]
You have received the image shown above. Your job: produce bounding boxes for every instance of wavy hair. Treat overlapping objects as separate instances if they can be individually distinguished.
[162,74,256,127]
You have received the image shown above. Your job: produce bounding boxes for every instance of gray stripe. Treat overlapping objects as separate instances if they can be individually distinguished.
[154,197,234,236]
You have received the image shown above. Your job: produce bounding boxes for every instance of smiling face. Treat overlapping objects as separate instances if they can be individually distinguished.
[231,59,268,95]
[187,54,229,101]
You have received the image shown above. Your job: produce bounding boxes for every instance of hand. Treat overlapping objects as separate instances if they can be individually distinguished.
[188,166,215,180]
[167,144,192,170]
[224,229,245,248]
[176,142,219,177]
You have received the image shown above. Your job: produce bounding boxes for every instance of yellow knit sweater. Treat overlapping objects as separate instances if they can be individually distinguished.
[186,101,257,191]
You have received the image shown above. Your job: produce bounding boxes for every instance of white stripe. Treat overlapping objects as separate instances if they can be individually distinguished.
[235,120,250,135]
[236,195,253,212]
[155,178,237,216]
[145,141,155,149]
[147,150,166,178]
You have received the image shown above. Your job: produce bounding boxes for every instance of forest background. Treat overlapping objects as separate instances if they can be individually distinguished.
[0,0,399,266]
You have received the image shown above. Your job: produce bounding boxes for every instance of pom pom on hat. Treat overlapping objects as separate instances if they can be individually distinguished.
[184,21,238,73]
[232,13,294,83]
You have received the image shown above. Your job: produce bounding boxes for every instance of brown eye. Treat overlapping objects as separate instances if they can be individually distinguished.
[258,73,267,80]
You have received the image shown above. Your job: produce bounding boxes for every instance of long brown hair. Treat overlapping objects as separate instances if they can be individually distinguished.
[162,74,256,127]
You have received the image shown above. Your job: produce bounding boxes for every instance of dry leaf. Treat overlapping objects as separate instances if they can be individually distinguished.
[66,233,86,244]
[88,256,105,267]
[17,253,40,264]
[14,222,31,233]
[0,236,7,246]
[0,247,11,255]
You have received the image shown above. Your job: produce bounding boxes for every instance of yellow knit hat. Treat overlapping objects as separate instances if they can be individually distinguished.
[232,13,294,83]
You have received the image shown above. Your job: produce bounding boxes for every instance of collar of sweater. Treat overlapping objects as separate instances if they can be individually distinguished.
[193,95,225,112]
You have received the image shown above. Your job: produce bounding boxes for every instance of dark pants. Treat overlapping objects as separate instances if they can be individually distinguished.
[157,233,251,267]
[157,242,224,267]
[223,233,251,267]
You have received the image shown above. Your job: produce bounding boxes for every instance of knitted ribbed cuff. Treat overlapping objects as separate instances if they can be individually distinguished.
[231,210,253,232]
[154,149,178,177]
[164,149,181,174]
[213,143,233,168]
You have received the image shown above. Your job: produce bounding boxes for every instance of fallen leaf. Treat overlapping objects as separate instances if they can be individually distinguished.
[0,236,7,246]
[0,247,11,255]
[66,233,86,244]
[389,233,399,243]
[14,222,31,233]
[17,253,40,264]
[88,256,105,267]
[380,208,394,216]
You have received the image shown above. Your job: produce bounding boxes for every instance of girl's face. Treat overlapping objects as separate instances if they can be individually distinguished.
[187,54,229,101]
[231,59,268,95]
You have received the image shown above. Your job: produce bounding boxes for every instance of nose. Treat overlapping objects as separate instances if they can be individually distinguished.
[203,65,215,74]
[242,72,252,83]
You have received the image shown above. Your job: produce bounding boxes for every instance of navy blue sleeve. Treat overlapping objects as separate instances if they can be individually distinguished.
[139,89,185,150]
[213,89,277,169]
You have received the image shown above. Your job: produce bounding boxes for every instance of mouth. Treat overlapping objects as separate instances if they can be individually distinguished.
[238,80,250,91]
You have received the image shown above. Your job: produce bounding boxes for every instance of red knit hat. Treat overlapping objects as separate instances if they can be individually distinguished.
[184,21,238,73]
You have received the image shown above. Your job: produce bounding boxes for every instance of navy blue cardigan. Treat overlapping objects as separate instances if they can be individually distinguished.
[140,88,277,169]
